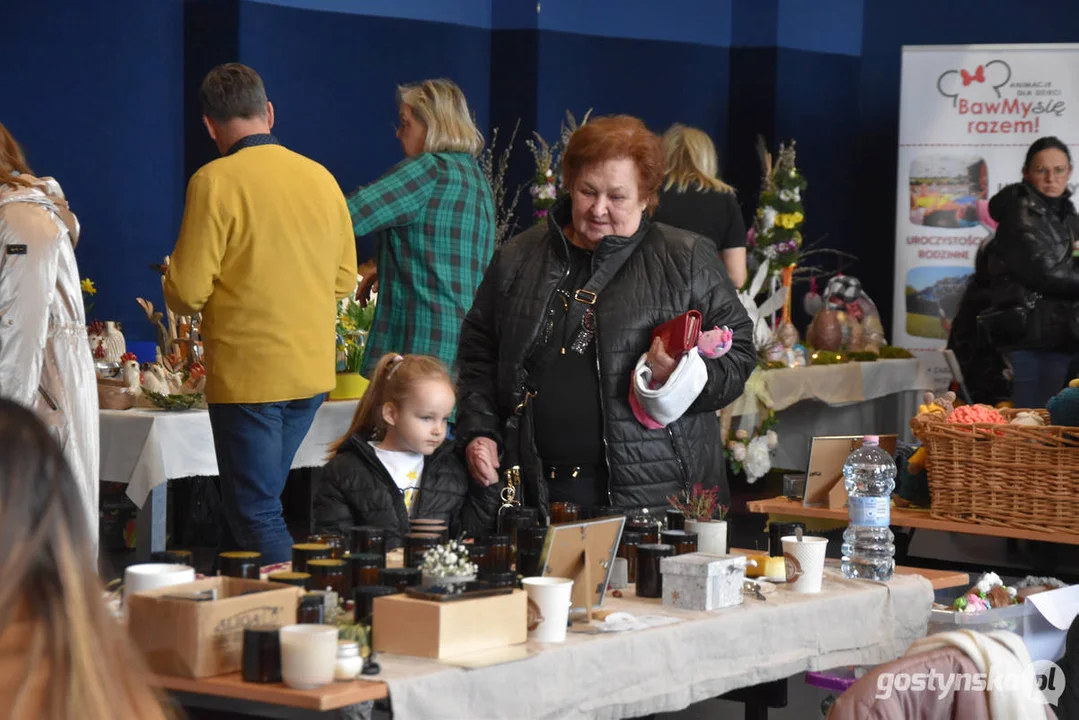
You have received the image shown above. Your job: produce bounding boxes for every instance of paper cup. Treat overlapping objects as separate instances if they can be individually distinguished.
[522,577,574,643]
[279,624,338,689]
[781,536,828,593]
[124,563,196,597]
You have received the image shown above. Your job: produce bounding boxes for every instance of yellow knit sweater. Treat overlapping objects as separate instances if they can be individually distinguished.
[164,143,357,403]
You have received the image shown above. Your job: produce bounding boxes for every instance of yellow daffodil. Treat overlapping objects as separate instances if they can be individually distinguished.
[81,278,96,295]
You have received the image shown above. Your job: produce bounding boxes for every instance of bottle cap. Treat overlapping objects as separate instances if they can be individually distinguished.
[862,435,880,446]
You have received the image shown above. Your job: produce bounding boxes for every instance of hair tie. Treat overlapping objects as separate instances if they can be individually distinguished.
[387,354,404,378]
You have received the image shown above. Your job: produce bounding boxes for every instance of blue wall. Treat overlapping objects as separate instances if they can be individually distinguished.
[9,0,1079,342]
[1,0,185,339]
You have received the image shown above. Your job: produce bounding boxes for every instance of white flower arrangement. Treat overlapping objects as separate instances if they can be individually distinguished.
[743,436,772,484]
[420,539,478,578]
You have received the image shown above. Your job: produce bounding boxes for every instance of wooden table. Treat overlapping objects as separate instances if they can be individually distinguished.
[153,672,387,718]
[747,496,1079,546]
[729,547,969,591]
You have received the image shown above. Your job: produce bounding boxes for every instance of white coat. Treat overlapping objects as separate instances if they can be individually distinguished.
[0,175,98,555]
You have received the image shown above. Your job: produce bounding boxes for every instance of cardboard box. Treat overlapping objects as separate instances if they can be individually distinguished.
[127,577,303,678]
[372,589,527,659]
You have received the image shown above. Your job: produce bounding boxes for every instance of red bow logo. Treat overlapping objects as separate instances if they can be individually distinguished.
[961,65,985,86]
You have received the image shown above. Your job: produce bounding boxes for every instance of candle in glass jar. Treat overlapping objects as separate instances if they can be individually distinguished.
[486,534,512,573]
[307,533,347,559]
[665,508,686,531]
[218,551,262,579]
[379,567,421,592]
[618,530,646,583]
[660,530,698,556]
[279,624,339,690]
[350,526,387,559]
[292,543,332,574]
[550,502,580,524]
[267,571,311,590]
[307,558,348,600]
[627,518,660,544]
[348,553,383,590]
[297,593,325,624]
[403,533,441,568]
[635,543,674,598]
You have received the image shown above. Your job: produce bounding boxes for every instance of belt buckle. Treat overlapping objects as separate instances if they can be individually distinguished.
[574,289,597,305]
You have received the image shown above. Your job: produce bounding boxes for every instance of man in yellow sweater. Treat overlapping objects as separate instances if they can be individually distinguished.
[164,63,357,564]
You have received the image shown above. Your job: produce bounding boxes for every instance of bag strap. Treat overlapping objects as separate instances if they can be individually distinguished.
[518,229,644,401]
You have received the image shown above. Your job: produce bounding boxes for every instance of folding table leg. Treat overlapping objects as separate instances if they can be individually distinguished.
[136,483,168,562]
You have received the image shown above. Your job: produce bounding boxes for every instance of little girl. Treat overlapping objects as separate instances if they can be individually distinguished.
[312,353,500,547]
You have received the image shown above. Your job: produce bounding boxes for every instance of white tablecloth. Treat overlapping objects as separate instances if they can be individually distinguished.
[375,568,934,720]
[99,400,359,507]
[729,359,935,471]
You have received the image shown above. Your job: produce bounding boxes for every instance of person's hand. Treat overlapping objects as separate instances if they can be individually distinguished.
[356,261,378,307]
[644,337,678,386]
[466,437,500,487]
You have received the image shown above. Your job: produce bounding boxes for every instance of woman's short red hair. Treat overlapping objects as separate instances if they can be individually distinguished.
[561,115,664,214]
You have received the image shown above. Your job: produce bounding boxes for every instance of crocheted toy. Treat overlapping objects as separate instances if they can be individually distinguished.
[908,392,956,474]
[947,404,1006,425]
[1048,379,1079,427]
[630,326,733,429]
[1010,411,1045,427]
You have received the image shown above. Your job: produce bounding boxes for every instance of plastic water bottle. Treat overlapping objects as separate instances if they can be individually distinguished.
[841,435,896,581]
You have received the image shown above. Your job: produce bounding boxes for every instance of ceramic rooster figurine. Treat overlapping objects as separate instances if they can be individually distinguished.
[120,353,142,395]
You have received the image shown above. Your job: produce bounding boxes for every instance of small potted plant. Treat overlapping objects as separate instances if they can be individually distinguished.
[667,483,729,555]
[330,296,375,400]
[419,539,478,592]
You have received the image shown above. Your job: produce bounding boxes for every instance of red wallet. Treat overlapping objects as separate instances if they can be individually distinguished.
[651,310,702,357]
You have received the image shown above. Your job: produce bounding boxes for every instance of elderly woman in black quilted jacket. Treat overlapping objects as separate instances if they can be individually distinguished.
[311,354,500,547]
[981,136,1079,408]
[455,115,756,519]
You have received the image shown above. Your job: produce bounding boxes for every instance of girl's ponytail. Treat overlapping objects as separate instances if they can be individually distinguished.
[328,353,405,457]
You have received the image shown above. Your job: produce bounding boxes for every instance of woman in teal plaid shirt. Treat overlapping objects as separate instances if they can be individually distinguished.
[348,79,495,378]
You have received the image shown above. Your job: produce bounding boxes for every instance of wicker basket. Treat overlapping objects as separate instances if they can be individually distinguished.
[912,408,1079,533]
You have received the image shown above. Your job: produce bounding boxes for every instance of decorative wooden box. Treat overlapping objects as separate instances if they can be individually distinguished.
[660,553,747,611]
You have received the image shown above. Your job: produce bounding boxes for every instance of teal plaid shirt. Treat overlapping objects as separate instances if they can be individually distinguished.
[348,153,495,377]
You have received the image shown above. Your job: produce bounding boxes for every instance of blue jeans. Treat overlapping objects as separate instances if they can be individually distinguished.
[208,395,324,564]
[1009,351,1077,409]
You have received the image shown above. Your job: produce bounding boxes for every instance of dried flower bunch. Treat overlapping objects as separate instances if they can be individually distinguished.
[666,483,729,522]
[420,539,478,578]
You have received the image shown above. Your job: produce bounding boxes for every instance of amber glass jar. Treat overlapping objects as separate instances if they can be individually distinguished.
[218,551,262,579]
[307,558,348,600]
[297,593,325,624]
[379,567,422,592]
[354,585,399,624]
[660,530,698,556]
[665,509,686,531]
[350,526,388,559]
[403,533,441,568]
[618,530,646,583]
[291,543,332,574]
[486,534,512,573]
[307,533,347,559]
[635,543,675,598]
[348,553,383,590]
[267,571,311,590]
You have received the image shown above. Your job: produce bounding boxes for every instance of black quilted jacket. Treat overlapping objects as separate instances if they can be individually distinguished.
[310,436,501,548]
[455,199,756,515]
[985,182,1079,350]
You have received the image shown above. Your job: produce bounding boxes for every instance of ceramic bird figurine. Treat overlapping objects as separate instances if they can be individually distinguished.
[140,363,172,397]
[120,353,142,394]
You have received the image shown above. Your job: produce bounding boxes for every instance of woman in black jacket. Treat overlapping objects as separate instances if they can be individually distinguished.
[456,116,756,520]
[981,137,1079,408]
[311,354,500,547]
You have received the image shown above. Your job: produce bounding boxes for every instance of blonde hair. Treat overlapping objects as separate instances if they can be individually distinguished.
[397,79,484,156]
[662,124,734,194]
[0,123,34,188]
[0,400,172,720]
[330,353,453,456]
